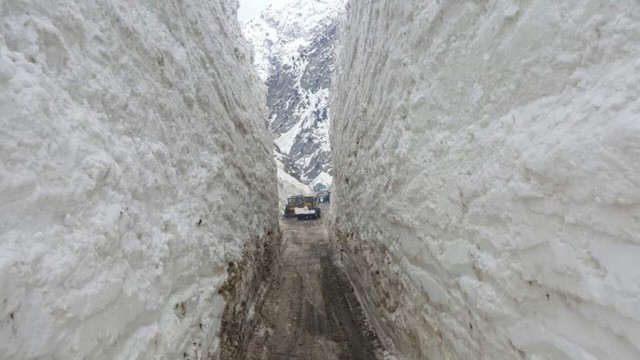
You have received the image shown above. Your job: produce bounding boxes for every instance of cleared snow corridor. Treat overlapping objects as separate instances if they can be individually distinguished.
[237,218,383,359]
[2,0,640,360]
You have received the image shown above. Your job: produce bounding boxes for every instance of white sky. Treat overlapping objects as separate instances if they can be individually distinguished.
[238,0,289,22]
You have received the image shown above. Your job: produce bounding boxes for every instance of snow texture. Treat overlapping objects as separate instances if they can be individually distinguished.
[0,0,278,359]
[242,0,344,82]
[331,1,640,359]
[310,171,332,188]
[276,158,312,214]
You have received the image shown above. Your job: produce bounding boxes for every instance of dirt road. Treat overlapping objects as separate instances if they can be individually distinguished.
[242,219,383,360]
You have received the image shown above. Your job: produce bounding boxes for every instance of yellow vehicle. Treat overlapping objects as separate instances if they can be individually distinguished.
[295,196,321,220]
[283,196,321,220]
[284,196,304,218]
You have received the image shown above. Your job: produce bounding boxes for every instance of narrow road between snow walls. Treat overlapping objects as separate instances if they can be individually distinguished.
[1,0,640,359]
[234,218,384,360]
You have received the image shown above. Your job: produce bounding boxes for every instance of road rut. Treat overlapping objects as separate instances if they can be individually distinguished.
[243,219,383,360]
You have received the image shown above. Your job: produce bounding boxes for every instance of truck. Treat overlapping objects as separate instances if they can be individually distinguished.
[283,195,321,220]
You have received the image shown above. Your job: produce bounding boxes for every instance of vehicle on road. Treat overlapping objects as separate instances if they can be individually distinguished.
[284,195,321,220]
[295,196,321,220]
[284,196,301,218]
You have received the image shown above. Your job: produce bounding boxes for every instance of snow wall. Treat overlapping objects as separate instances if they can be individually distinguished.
[0,0,280,359]
[330,1,640,359]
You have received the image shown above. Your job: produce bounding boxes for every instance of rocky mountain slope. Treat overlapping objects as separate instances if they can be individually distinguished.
[243,0,344,186]
[331,1,640,359]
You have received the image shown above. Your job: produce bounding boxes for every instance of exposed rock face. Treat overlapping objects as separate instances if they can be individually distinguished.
[330,1,640,359]
[243,0,344,185]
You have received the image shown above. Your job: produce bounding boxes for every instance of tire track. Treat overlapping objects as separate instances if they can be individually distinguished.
[242,220,384,360]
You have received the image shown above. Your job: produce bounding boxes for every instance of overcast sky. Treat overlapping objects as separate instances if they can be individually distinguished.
[238,0,289,22]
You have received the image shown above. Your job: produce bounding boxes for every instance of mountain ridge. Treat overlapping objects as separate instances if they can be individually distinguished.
[242,0,345,186]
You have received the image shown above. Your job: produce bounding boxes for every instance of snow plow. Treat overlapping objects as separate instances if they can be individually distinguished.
[284,196,321,220]
[284,196,304,218]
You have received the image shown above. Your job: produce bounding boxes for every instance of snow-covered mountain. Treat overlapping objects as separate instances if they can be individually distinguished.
[275,158,313,213]
[243,0,344,186]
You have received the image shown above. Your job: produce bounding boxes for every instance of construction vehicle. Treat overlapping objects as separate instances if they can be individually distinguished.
[296,196,321,220]
[283,195,321,220]
[284,196,304,218]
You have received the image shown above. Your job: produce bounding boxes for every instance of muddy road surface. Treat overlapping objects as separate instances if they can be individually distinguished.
[242,219,383,360]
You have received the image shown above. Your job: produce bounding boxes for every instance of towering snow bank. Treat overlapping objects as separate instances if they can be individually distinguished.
[0,1,278,359]
[331,1,640,359]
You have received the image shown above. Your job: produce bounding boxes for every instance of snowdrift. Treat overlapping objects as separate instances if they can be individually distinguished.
[331,1,640,359]
[276,159,313,214]
[0,0,278,358]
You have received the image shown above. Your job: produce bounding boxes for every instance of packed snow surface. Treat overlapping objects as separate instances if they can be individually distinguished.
[0,0,277,359]
[310,171,332,188]
[331,0,640,359]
